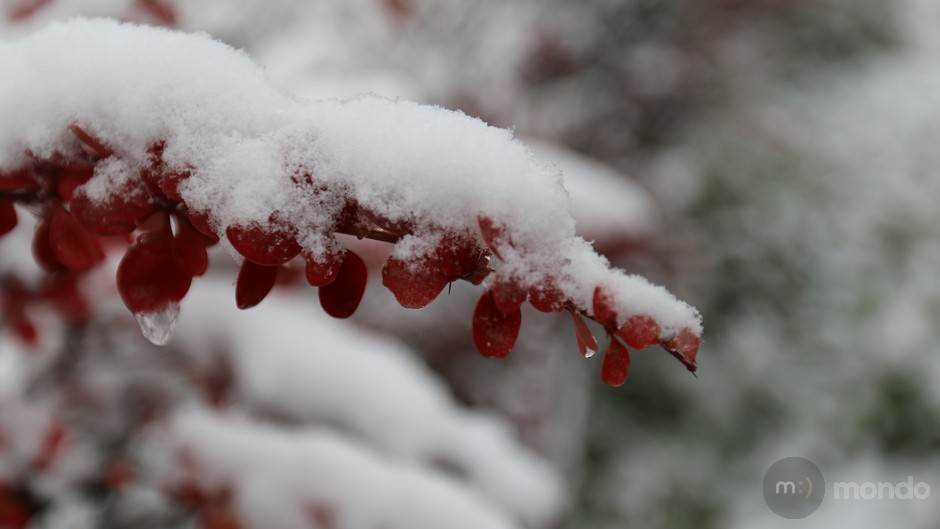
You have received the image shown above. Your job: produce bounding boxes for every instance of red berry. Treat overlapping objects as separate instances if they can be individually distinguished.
[69,180,157,235]
[226,223,301,266]
[601,338,631,387]
[618,314,660,350]
[0,200,16,238]
[235,261,278,310]
[529,279,565,313]
[304,249,344,287]
[664,327,700,372]
[319,250,367,319]
[491,280,526,315]
[32,216,65,272]
[570,311,598,357]
[592,285,617,328]
[117,232,192,314]
[382,255,447,309]
[48,207,104,271]
[472,290,522,358]
[174,215,209,277]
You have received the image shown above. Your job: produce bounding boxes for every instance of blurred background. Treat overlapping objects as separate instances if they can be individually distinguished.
[1,1,939,528]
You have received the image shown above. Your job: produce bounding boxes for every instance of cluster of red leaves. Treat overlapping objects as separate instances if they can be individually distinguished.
[0,124,699,386]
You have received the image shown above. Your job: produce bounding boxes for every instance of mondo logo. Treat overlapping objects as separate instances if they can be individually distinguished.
[763,458,826,519]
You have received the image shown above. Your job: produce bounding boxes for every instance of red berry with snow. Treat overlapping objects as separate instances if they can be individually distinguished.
[382,255,448,309]
[618,314,661,350]
[304,249,344,287]
[491,279,527,315]
[69,180,157,235]
[592,285,617,328]
[529,279,565,313]
[664,327,700,372]
[226,223,301,266]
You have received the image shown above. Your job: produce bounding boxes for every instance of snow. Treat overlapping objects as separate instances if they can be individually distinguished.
[148,408,522,529]
[0,18,700,335]
[173,279,564,527]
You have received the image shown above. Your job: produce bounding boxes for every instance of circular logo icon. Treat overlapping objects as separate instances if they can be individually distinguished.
[763,457,825,519]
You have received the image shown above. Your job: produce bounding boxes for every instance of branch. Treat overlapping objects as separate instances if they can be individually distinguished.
[0,18,701,383]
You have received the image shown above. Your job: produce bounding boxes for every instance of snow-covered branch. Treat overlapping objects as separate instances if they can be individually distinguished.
[0,18,701,383]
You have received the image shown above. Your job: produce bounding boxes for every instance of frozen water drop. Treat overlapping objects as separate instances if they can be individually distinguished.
[135,302,180,346]
[582,349,596,359]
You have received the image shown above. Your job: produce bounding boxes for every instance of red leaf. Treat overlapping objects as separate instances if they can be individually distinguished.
[491,279,526,315]
[472,290,522,358]
[117,232,192,314]
[664,327,700,372]
[68,124,112,159]
[235,261,278,310]
[186,210,220,243]
[529,279,565,313]
[175,215,209,277]
[226,223,301,266]
[32,216,64,272]
[381,255,447,309]
[592,285,617,328]
[0,200,16,238]
[304,249,344,287]
[319,250,367,318]
[49,207,104,271]
[617,314,661,350]
[570,311,598,357]
[601,338,631,387]
[69,180,156,235]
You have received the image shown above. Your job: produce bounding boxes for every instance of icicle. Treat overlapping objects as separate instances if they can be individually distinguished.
[134,302,180,346]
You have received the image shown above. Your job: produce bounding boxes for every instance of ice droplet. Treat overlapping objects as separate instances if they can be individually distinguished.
[582,349,596,359]
[135,302,180,346]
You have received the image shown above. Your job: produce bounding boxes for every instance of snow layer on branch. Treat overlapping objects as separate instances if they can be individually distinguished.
[149,408,521,529]
[173,279,563,527]
[0,18,700,335]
